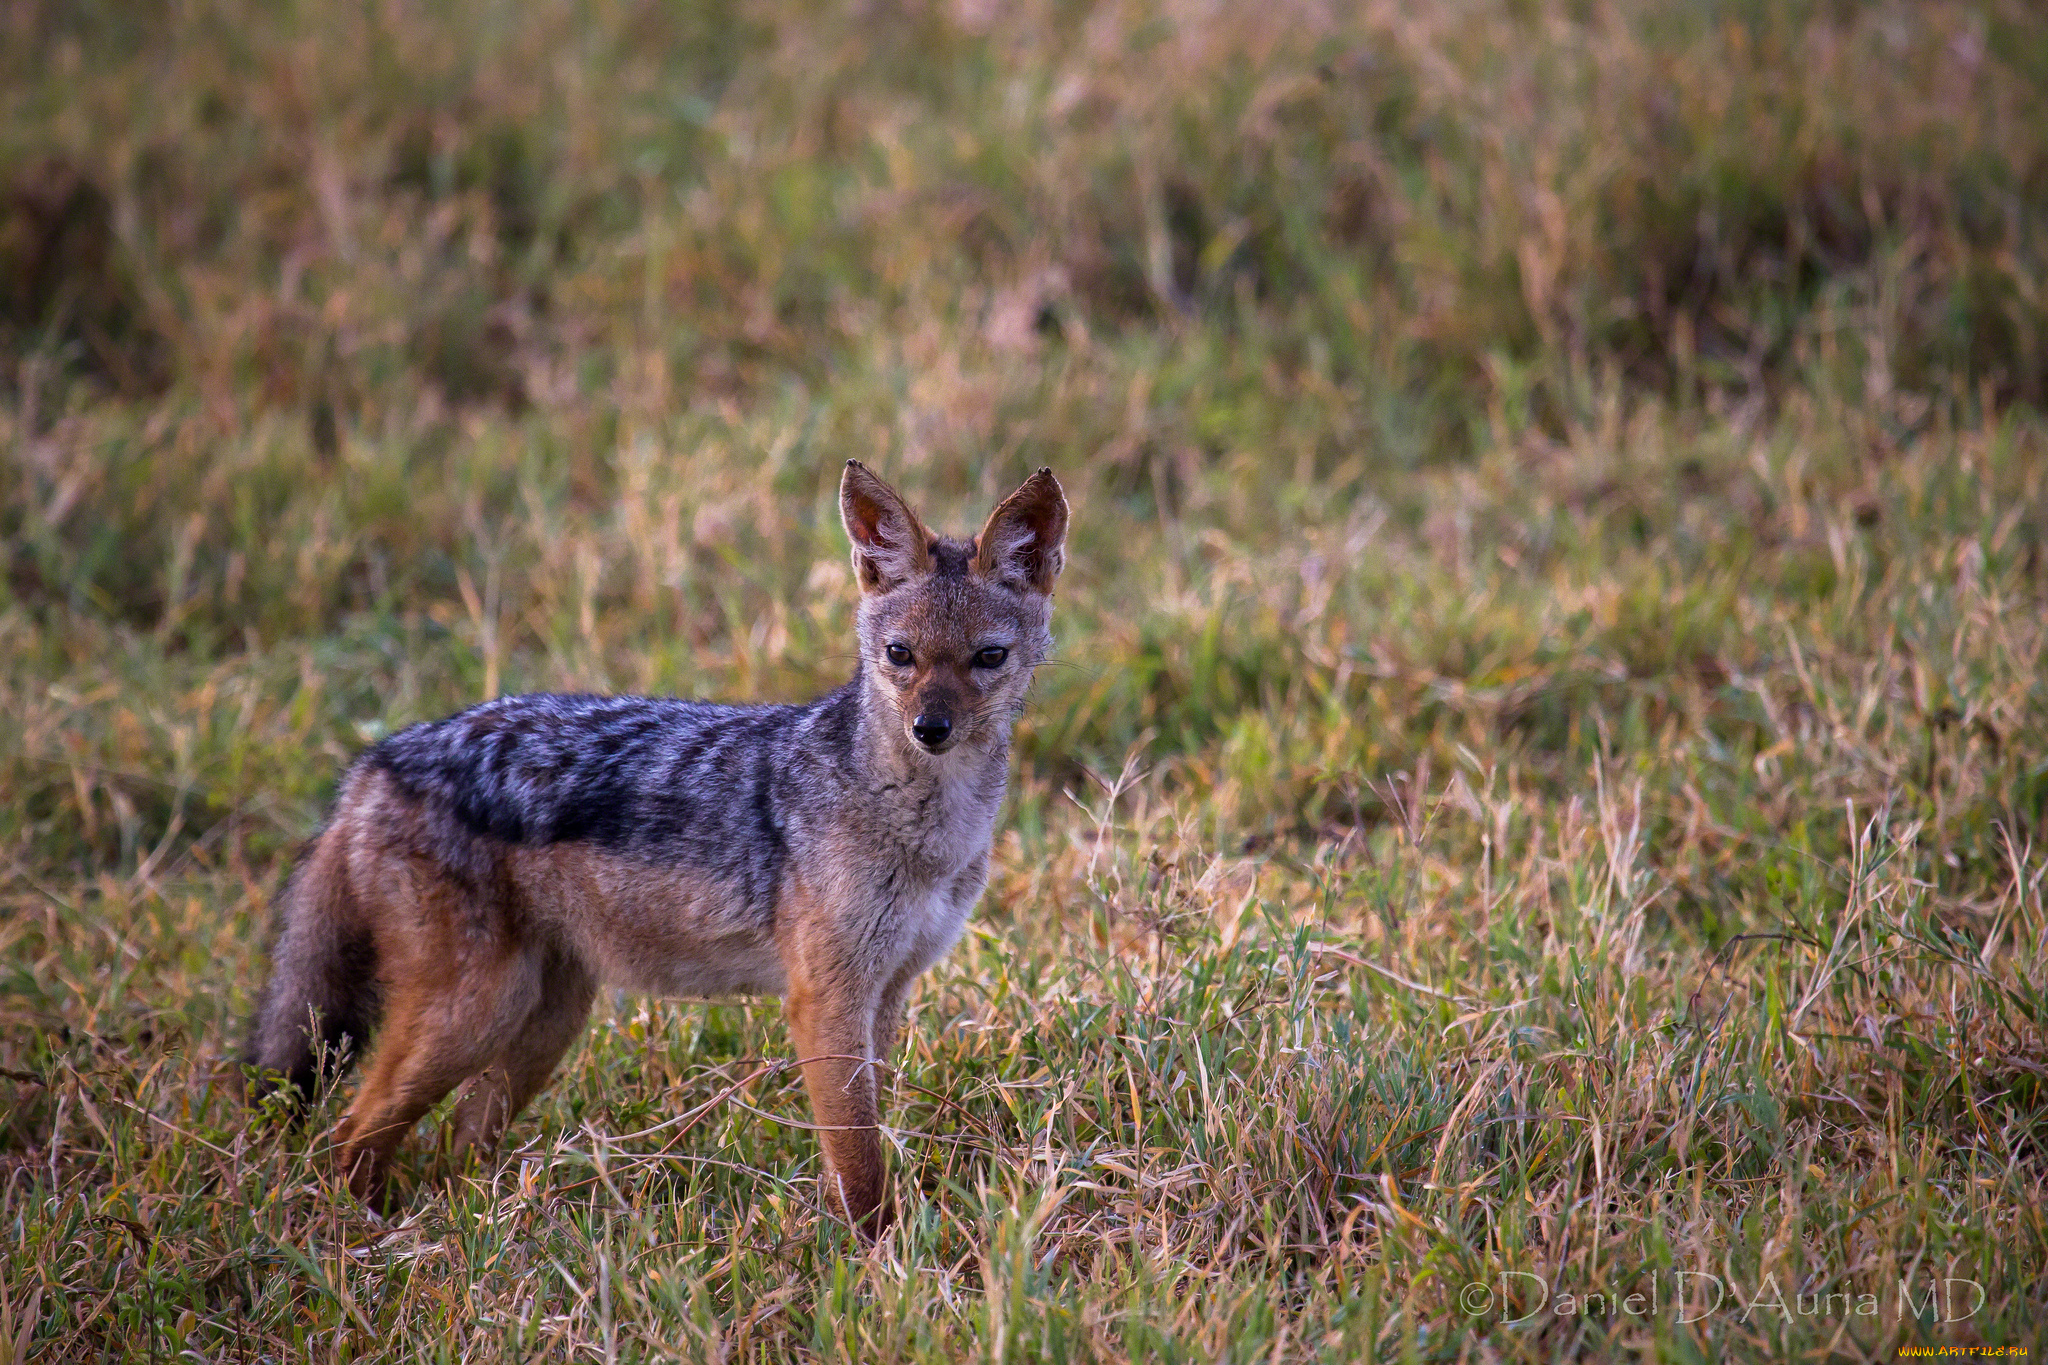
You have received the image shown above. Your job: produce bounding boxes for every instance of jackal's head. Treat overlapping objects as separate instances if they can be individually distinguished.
[840,461,1068,758]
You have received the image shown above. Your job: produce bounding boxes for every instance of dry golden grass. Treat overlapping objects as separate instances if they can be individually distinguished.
[3,0,2046,1359]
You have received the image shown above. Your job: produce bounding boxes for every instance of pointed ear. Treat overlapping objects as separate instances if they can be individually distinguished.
[840,460,932,594]
[974,467,1068,595]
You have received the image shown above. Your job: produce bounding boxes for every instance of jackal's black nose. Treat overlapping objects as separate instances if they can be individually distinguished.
[912,715,952,750]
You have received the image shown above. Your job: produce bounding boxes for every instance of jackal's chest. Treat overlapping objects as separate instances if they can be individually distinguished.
[897,780,1000,967]
[853,839,992,986]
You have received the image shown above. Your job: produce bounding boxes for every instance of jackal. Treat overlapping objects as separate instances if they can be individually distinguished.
[245,461,1067,1234]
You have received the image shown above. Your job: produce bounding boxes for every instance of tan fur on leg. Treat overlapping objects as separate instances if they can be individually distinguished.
[784,973,890,1236]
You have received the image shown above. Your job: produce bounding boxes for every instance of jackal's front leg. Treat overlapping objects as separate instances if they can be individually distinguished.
[782,967,890,1237]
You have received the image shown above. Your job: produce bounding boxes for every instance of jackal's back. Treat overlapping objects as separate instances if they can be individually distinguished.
[362,688,859,914]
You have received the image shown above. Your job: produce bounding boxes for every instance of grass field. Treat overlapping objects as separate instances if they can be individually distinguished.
[4,0,2048,1359]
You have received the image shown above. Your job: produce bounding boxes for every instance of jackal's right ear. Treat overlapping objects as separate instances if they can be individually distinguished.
[975,467,1068,595]
[840,461,932,593]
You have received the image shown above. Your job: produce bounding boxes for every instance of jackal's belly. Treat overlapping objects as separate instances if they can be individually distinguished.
[597,936,788,999]
[509,845,788,999]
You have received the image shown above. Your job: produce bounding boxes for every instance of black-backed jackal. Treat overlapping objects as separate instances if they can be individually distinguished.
[246,462,1068,1235]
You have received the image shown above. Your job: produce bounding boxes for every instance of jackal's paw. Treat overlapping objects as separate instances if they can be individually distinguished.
[819,1174,895,1243]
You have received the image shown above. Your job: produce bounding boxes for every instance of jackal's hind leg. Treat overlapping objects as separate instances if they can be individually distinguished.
[336,952,538,1209]
[447,958,597,1165]
[336,1005,490,1210]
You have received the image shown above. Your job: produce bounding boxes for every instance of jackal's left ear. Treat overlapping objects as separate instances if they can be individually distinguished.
[841,461,933,593]
[975,468,1068,595]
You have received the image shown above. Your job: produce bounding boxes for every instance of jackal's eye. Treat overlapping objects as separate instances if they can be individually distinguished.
[972,646,1009,669]
[886,643,914,667]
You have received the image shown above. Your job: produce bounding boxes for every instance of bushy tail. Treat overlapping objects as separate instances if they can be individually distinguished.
[244,830,380,1106]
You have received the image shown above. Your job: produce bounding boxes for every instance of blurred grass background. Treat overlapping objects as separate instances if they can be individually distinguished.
[3,0,2046,1359]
